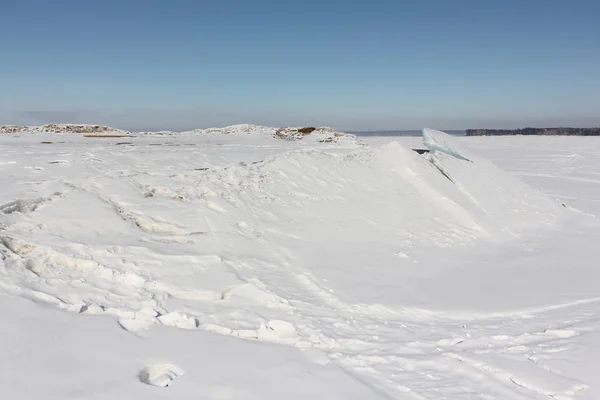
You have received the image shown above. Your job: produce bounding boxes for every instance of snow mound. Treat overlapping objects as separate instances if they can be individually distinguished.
[0,134,563,334]
[274,126,333,140]
[179,124,363,146]
[0,124,127,134]
[183,124,275,135]
[273,126,362,145]
[263,320,299,341]
[0,123,362,146]
[191,139,562,244]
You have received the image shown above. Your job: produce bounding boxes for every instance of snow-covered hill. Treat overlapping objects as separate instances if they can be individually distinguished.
[0,128,598,399]
[0,123,363,146]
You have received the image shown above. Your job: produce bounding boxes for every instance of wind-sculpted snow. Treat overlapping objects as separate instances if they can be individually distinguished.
[0,129,598,399]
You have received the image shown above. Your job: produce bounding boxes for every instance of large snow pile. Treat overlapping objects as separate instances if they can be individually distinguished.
[181,124,363,146]
[0,128,597,399]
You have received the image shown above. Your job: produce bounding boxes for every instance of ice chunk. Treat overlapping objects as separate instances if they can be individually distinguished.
[139,364,184,387]
[423,128,471,162]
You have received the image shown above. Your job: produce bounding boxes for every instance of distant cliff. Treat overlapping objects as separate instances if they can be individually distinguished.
[466,127,600,136]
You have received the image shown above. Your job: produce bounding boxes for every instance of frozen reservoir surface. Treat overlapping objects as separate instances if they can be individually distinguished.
[1,126,599,399]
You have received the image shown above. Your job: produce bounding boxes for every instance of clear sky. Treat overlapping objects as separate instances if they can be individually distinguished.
[1,0,599,131]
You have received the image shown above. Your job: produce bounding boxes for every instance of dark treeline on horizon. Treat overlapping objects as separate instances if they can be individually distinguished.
[466,127,600,136]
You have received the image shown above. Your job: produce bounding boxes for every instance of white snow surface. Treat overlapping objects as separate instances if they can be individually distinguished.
[1,127,599,399]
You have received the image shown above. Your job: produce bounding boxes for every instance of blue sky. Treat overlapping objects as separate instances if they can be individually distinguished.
[1,0,599,131]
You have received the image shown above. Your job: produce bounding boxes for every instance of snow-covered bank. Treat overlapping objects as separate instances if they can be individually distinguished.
[1,128,599,399]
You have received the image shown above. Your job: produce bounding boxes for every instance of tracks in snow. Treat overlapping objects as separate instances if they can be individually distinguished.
[290,273,595,399]
[207,241,597,399]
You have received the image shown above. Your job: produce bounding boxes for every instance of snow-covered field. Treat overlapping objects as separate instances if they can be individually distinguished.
[1,127,598,399]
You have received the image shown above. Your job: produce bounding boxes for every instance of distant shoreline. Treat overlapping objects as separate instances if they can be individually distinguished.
[352,130,465,137]
[466,128,600,136]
